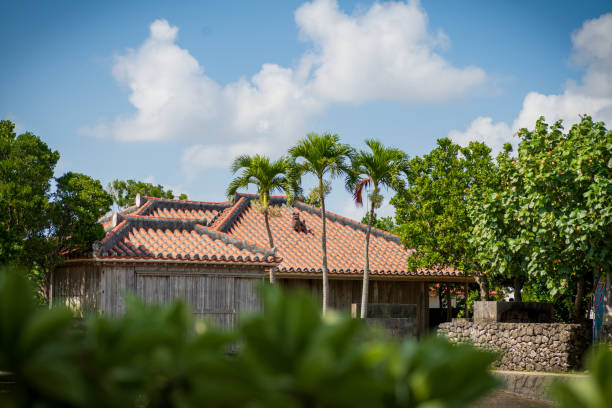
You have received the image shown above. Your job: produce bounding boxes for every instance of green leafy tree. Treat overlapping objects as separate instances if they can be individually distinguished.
[0,120,59,267]
[347,139,406,318]
[227,154,297,283]
[468,144,530,301]
[107,179,187,209]
[478,116,611,321]
[391,138,497,299]
[52,172,113,252]
[360,213,395,233]
[0,121,113,301]
[290,133,354,315]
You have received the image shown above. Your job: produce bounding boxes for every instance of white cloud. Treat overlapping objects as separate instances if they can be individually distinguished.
[180,141,269,180]
[448,117,513,155]
[84,19,323,149]
[295,0,485,103]
[513,91,612,131]
[450,13,612,153]
[84,0,487,173]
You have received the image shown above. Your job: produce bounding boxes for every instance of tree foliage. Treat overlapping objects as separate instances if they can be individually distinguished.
[227,154,297,212]
[0,269,499,408]
[303,180,331,208]
[52,172,113,252]
[391,138,497,282]
[467,144,531,300]
[227,154,297,283]
[0,120,112,300]
[468,116,611,320]
[347,139,406,318]
[0,120,59,266]
[107,179,187,208]
[290,132,354,315]
[361,213,396,233]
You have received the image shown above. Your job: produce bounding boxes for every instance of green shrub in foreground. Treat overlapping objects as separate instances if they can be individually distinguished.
[0,270,499,407]
[551,345,612,408]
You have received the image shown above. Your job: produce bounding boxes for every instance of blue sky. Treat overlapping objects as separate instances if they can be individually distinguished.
[2,0,611,219]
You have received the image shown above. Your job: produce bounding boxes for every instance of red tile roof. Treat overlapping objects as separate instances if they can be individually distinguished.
[90,194,467,279]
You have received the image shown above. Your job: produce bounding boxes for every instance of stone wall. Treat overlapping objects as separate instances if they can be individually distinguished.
[438,319,591,372]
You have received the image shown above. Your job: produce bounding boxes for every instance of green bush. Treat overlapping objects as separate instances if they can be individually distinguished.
[551,345,612,408]
[0,270,499,407]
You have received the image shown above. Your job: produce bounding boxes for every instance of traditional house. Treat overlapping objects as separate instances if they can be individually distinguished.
[51,193,472,336]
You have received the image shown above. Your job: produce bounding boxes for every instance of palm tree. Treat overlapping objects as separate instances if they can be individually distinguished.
[347,139,406,319]
[227,154,296,283]
[289,132,353,315]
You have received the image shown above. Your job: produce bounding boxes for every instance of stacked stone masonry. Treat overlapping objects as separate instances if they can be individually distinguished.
[438,320,591,372]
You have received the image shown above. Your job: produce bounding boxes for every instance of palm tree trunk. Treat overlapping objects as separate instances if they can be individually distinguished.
[360,202,374,319]
[319,176,329,316]
[264,209,275,284]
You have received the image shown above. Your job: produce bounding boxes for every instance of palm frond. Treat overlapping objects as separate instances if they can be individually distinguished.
[353,178,371,206]
[290,132,353,180]
[230,154,253,174]
[226,175,250,199]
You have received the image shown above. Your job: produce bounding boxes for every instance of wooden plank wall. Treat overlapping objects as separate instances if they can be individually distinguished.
[52,264,101,315]
[99,264,135,315]
[134,274,262,328]
[53,263,430,336]
[279,278,428,336]
[96,263,265,329]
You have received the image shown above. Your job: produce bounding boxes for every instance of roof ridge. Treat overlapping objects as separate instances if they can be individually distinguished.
[293,201,401,244]
[230,193,400,244]
[96,220,129,256]
[98,204,139,223]
[213,196,251,232]
[194,224,276,258]
[143,196,231,206]
[233,193,400,244]
[133,199,152,216]
[235,192,287,203]
[146,197,231,211]
[96,215,278,262]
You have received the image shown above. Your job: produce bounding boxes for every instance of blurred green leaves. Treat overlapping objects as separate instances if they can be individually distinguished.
[551,346,612,408]
[0,269,499,407]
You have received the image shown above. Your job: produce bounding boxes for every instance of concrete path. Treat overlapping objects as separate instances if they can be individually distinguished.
[472,390,555,408]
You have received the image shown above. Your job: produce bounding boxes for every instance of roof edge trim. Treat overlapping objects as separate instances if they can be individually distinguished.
[293,201,401,244]
[194,224,275,258]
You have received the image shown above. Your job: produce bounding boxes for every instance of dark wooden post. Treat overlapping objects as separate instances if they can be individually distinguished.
[446,283,452,322]
[464,282,469,318]
[605,272,612,327]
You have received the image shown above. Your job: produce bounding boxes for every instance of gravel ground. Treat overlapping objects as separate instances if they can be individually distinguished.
[471,390,555,408]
